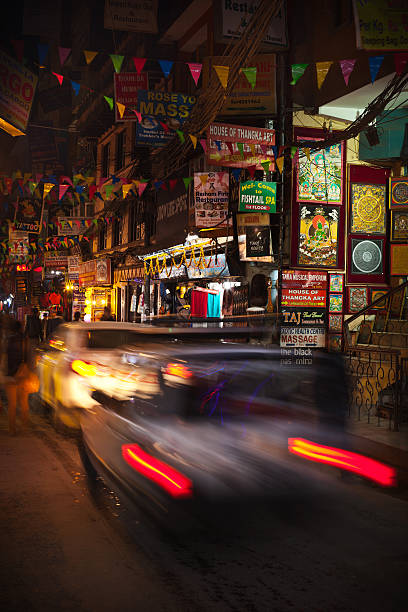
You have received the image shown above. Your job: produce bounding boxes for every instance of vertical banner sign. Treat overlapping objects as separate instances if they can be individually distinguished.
[194,172,230,228]
[104,0,158,33]
[114,73,149,121]
[0,50,38,134]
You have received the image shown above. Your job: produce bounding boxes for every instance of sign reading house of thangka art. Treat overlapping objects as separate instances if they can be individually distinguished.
[239,181,277,213]
[296,141,343,204]
[390,177,408,209]
[0,50,38,134]
[297,206,339,267]
[351,184,386,234]
[207,123,275,170]
[114,73,149,122]
[194,172,230,228]
[136,91,196,146]
[14,198,43,233]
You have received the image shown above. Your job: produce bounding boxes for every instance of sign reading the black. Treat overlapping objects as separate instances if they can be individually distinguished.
[14,198,43,233]
[282,307,326,326]
[246,226,270,257]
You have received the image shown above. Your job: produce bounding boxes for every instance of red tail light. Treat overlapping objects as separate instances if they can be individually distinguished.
[288,438,396,487]
[164,363,193,379]
[122,444,193,498]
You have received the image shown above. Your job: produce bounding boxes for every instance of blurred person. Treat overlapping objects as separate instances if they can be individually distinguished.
[25,307,42,344]
[100,306,114,321]
[41,312,49,341]
[73,311,81,322]
[47,308,64,338]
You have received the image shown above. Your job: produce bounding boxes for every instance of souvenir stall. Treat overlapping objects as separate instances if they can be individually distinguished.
[113,261,145,322]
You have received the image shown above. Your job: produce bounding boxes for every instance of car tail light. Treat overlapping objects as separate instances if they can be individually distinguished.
[288,438,396,487]
[164,363,193,379]
[122,444,193,498]
[71,359,98,377]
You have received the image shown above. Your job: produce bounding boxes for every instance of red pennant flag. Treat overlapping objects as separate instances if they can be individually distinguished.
[339,59,356,86]
[138,182,148,197]
[89,184,97,200]
[169,179,178,190]
[52,72,64,86]
[161,182,168,191]
[59,184,69,200]
[247,165,256,178]
[395,52,408,75]
[133,57,146,74]
[187,62,202,86]
[159,121,170,133]
[259,144,268,155]
[58,47,71,66]
[132,110,142,122]
[200,139,207,153]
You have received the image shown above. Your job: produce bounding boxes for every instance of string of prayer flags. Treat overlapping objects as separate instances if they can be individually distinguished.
[84,50,98,64]
[133,57,146,74]
[116,102,126,118]
[213,65,229,89]
[187,62,202,86]
[241,67,257,89]
[189,134,197,149]
[110,54,124,73]
[104,96,113,110]
[339,59,356,86]
[52,72,64,85]
[316,61,333,89]
[71,81,80,96]
[183,177,193,191]
[369,55,384,83]
[58,47,71,66]
[37,43,49,66]
[291,63,308,85]
[159,60,173,78]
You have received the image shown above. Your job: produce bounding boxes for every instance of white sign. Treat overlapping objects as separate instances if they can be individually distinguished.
[104,0,158,33]
[221,1,287,47]
[280,327,326,348]
[8,230,29,262]
[194,172,230,228]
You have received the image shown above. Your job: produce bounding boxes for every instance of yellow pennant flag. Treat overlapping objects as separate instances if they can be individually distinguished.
[316,61,333,89]
[23,173,31,183]
[276,156,284,174]
[42,183,55,201]
[303,147,310,160]
[250,144,256,157]
[84,50,98,65]
[74,173,85,181]
[122,184,132,198]
[15,170,22,179]
[189,134,197,149]
[116,102,126,119]
[132,180,140,188]
[213,65,229,89]
[199,174,209,186]
[35,188,41,198]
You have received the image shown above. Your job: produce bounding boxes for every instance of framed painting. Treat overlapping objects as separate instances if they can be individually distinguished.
[329,293,343,313]
[297,205,339,267]
[329,314,343,331]
[348,286,368,313]
[328,334,342,352]
[329,273,344,293]
[347,236,386,285]
[296,140,343,204]
[391,211,408,242]
[390,244,408,276]
[370,289,388,310]
[350,183,386,234]
[390,177,408,209]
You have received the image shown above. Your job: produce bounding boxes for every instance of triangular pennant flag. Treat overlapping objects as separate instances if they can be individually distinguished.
[237,142,244,158]
[226,141,234,155]
[213,65,229,88]
[84,50,98,65]
[183,177,193,190]
[189,134,197,149]
[369,55,384,83]
[42,183,54,201]
[159,121,169,133]
[158,59,173,78]
[241,67,257,89]
[116,102,126,118]
[290,146,297,159]
[58,47,71,66]
[176,130,185,144]
[23,173,31,184]
[276,156,284,174]
[339,59,356,86]
[132,57,146,74]
[105,185,115,197]
[61,176,73,186]
[250,144,256,157]
[247,165,256,179]
[138,182,148,197]
[110,54,124,73]
[52,72,64,86]
[89,185,97,200]
[261,161,270,173]
[290,63,308,85]
[214,140,222,151]
[199,174,209,186]
[259,144,268,155]
[187,62,202,86]
[132,109,142,122]
[59,184,69,200]
[154,181,163,191]
[71,81,80,96]
[122,184,132,198]
[395,52,408,75]
[316,61,333,89]
[271,145,278,159]
[200,139,207,153]
[231,168,241,182]
[15,170,22,178]
[169,179,178,190]
[104,96,114,110]
[37,43,49,66]
[11,40,24,63]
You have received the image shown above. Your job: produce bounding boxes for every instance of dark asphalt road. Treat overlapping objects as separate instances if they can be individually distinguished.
[0,411,407,612]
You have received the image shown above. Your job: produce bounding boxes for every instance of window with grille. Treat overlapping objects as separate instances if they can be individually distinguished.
[115,131,126,171]
[112,215,123,246]
[98,225,107,251]
[129,203,145,242]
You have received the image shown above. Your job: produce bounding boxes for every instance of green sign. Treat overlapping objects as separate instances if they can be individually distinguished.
[239,180,277,213]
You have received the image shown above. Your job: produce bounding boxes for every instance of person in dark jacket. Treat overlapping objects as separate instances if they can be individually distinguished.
[25,307,42,344]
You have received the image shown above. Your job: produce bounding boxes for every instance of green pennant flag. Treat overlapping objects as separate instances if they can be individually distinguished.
[29,182,37,194]
[291,63,308,85]
[182,177,193,190]
[176,130,185,144]
[290,146,298,159]
[237,142,244,158]
[105,185,115,197]
[261,160,270,173]
[104,95,113,110]
[241,67,257,89]
[110,54,124,73]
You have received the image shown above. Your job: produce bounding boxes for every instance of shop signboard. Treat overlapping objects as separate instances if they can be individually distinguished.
[44,251,68,268]
[14,198,44,233]
[219,2,287,47]
[104,0,158,33]
[114,72,149,121]
[68,255,81,280]
[156,178,189,248]
[58,217,91,236]
[187,254,230,279]
[203,54,276,115]
[353,0,408,51]
[245,226,270,257]
[281,288,327,308]
[280,327,326,348]
[79,258,111,287]
[0,50,38,134]
[194,172,230,228]
[8,230,29,262]
[207,122,275,169]
[135,90,196,145]
[237,212,273,262]
[281,307,326,326]
[239,180,277,213]
[282,270,327,289]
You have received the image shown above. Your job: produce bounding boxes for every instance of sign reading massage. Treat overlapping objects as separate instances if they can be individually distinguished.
[136,90,196,145]
[0,50,38,134]
[239,180,277,213]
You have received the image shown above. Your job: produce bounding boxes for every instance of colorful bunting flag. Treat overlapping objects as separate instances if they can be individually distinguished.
[84,50,98,64]
[133,57,146,73]
[237,142,244,158]
[104,96,114,110]
[231,168,241,182]
[132,110,142,122]
[276,156,284,174]
[159,60,173,78]
[58,47,71,66]
[215,140,222,151]
[247,166,256,179]
[199,174,209,186]
[138,182,148,197]
[241,67,257,89]
[176,130,185,144]
[169,179,178,190]
[290,146,297,159]
[200,139,207,153]
[42,183,54,201]
[395,52,408,75]
[122,184,132,198]
[213,65,229,88]
[261,161,270,173]
[159,121,169,132]
[183,177,193,190]
[59,185,69,200]
[52,72,64,86]
[110,54,124,73]
[316,61,333,89]
[339,59,356,86]
[71,81,80,95]
[291,63,308,85]
[189,134,197,149]
[369,55,384,83]
[249,144,256,157]
[187,62,202,86]
[116,102,126,118]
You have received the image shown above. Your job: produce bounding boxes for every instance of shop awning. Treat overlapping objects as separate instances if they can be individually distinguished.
[114,265,145,284]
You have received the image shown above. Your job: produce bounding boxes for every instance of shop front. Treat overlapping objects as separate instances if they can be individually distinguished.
[113,260,145,322]
[78,258,113,321]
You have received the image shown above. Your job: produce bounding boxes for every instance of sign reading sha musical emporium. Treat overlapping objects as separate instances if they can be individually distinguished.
[239,180,277,213]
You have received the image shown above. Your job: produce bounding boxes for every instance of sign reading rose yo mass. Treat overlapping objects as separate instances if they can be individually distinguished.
[239,180,277,213]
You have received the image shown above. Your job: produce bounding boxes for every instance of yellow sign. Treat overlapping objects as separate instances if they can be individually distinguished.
[0,50,38,134]
[353,0,408,51]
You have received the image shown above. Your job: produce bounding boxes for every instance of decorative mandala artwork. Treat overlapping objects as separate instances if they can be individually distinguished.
[351,239,383,275]
[390,177,408,209]
[297,142,343,204]
[351,183,386,234]
[297,206,339,267]
[348,286,368,312]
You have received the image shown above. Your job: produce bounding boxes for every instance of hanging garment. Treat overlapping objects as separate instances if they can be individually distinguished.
[207,292,221,318]
[191,289,208,317]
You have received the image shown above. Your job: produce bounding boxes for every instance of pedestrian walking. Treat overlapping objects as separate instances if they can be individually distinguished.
[47,308,64,338]
[25,307,43,345]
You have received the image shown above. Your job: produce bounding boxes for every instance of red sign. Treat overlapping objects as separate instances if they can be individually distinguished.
[16,264,29,272]
[207,122,275,169]
[282,270,327,289]
[281,288,327,307]
[114,72,149,121]
[79,259,111,287]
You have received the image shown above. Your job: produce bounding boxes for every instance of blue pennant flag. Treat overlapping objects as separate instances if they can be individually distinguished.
[158,60,173,78]
[71,81,80,96]
[369,56,384,83]
[231,168,242,182]
[111,175,120,184]
[271,145,278,159]
[154,181,163,190]
[214,140,222,151]
[37,43,49,65]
